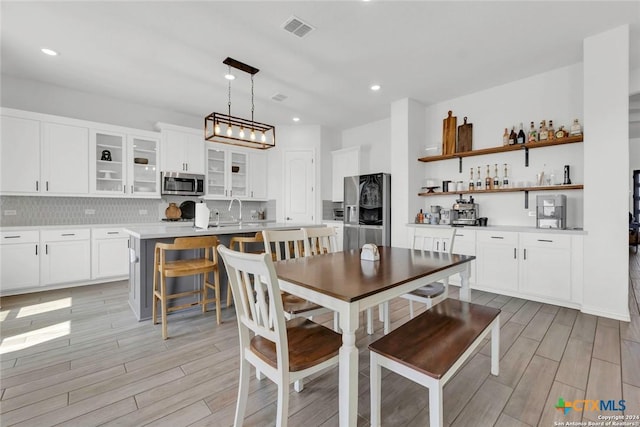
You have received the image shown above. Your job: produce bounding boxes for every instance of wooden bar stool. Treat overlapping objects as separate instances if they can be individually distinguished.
[152,235,221,339]
[228,232,264,307]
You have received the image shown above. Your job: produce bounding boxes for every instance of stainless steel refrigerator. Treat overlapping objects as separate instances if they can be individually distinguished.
[343,173,391,250]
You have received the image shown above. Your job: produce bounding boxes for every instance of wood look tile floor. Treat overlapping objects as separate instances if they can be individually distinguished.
[1,250,639,427]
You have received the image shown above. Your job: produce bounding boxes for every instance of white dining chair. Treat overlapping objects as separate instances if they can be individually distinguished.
[217,245,341,427]
[400,226,457,318]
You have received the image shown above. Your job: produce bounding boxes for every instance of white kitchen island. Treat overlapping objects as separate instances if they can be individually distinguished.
[124,222,321,321]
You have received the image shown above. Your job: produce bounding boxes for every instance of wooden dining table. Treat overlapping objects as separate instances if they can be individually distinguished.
[273,246,474,427]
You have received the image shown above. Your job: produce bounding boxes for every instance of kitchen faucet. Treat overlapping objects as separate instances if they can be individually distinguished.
[228,198,242,223]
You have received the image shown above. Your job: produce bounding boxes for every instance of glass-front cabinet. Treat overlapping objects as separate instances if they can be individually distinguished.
[128,136,159,197]
[92,131,127,195]
[90,130,159,197]
[205,145,248,199]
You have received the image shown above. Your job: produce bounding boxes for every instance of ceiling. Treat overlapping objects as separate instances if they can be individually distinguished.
[2,1,639,132]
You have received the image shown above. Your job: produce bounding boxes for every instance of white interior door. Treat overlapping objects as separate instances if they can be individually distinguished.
[284,150,315,223]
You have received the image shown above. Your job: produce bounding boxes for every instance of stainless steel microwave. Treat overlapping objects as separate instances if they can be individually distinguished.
[161,172,205,196]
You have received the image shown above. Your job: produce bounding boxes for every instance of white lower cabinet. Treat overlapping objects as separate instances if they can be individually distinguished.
[92,228,129,279]
[41,229,91,286]
[324,221,344,251]
[0,231,40,292]
[476,230,519,293]
[518,233,572,302]
[450,229,476,286]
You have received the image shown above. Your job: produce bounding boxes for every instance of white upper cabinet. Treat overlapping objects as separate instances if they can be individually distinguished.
[157,124,205,174]
[205,145,249,199]
[127,135,160,197]
[249,150,268,200]
[331,147,360,202]
[0,115,41,193]
[41,122,89,194]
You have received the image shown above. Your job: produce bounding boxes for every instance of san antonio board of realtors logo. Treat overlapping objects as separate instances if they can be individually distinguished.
[555,397,626,415]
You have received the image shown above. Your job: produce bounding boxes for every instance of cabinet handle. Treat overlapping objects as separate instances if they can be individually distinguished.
[127,240,130,249]
[131,185,134,194]
[46,181,49,191]
[443,241,446,252]
[61,233,75,236]
[45,244,48,255]
[537,239,553,242]
[35,244,38,255]
[456,234,464,237]
[107,231,119,235]
[123,185,126,193]
[491,236,504,239]
[251,191,254,198]
[4,235,21,239]
[524,248,527,260]
[36,181,39,191]
[513,248,517,259]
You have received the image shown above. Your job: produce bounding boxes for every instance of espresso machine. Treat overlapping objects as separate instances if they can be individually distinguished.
[536,195,567,229]
[452,197,479,226]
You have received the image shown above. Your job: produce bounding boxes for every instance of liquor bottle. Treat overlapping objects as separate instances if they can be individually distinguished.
[493,164,500,189]
[485,165,492,189]
[516,123,526,144]
[469,168,475,191]
[570,118,582,136]
[502,128,509,146]
[508,127,517,145]
[476,166,482,190]
[548,120,555,140]
[502,164,510,188]
[555,126,567,139]
[528,121,537,142]
[539,120,548,141]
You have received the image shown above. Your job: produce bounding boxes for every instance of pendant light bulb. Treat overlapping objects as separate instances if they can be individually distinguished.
[261,131,266,142]
[239,127,245,138]
[214,121,220,135]
[226,125,233,137]
[250,129,256,140]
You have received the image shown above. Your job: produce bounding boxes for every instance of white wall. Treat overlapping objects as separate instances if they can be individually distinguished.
[420,63,585,227]
[341,118,391,174]
[583,25,630,321]
[320,127,341,201]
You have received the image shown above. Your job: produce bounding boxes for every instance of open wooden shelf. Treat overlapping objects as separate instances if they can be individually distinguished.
[417,135,583,163]
[418,184,584,197]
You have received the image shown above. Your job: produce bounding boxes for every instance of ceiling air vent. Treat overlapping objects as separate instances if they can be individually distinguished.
[271,93,288,102]
[282,16,315,38]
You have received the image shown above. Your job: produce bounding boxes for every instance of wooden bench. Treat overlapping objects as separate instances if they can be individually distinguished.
[368,298,500,427]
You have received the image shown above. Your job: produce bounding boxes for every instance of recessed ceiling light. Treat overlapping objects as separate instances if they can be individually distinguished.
[370,84,381,91]
[41,48,58,56]
[224,73,236,80]
[293,117,300,122]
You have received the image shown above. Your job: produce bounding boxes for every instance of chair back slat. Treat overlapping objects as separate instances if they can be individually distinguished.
[262,229,310,261]
[218,245,284,346]
[303,227,338,255]
[412,227,456,254]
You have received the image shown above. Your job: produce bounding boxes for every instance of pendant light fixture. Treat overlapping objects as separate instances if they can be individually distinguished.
[205,57,276,149]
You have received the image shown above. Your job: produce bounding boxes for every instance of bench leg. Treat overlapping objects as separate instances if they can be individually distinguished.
[366,308,374,335]
[429,382,443,427]
[370,353,382,427]
[382,302,390,335]
[491,315,500,376]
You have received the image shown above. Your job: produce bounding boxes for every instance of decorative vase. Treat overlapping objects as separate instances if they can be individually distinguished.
[165,203,181,220]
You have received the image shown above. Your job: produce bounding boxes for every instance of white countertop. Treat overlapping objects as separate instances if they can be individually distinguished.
[406,223,587,235]
[124,222,322,239]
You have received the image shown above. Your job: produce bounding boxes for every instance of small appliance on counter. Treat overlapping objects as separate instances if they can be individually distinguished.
[430,205,441,224]
[452,196,479,226]
[440,209,455,225]
[536,195,567,229]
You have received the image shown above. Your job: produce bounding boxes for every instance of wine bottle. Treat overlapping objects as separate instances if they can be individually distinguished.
[476,166,482,190]
[570,119,582,136]
[517,123,526,144]
[502,164,509,188]
[539,120,548,141]
[493,164,500,189]
[485,165,492,189]
[502,128,509,146]
[469,168,475,191]
[548,120,555,140]
[528,121,537,142]
[508,127,517,145]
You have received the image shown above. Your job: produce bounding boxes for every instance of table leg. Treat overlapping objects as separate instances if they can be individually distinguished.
[459,263,471,301]
[339,306,359,427]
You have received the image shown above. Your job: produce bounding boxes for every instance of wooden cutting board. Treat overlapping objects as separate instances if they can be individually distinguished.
[442,111,457,155]
[457,116,473,153]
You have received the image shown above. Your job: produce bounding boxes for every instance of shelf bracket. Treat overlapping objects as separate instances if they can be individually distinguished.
[458,157,462,173]
[524,147,529,167]
[524,190,529,209]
